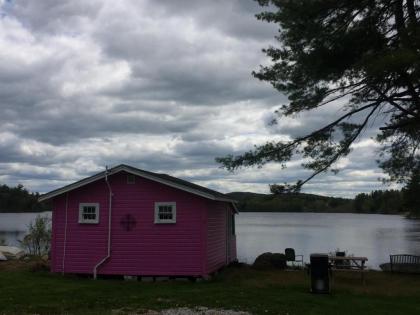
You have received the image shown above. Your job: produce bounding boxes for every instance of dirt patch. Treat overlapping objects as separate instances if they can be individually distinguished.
[0,257,49,272]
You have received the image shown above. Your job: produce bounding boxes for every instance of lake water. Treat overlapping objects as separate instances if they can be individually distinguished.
[1,212,419,269]
[236,212,420,269]
[0,212,52,247]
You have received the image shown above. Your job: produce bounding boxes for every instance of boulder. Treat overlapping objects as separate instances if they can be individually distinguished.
[0,251,7,261]
[271,253,287,269]
[253,252,274,270]
[0,246,25,260]
[253,252,287,270]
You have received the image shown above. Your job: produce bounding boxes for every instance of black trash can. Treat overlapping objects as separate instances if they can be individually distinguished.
[309,254,330,294]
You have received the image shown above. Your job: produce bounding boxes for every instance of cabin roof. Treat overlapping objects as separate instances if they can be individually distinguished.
[39,164,237,207]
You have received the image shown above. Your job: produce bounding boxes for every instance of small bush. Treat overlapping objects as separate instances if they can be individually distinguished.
[19,215,51,257]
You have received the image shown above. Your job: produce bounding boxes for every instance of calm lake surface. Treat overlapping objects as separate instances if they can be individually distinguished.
[236,212,420,269]
[1,212,420,269]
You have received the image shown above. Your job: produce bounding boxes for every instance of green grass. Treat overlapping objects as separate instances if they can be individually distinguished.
[1,262,420,315]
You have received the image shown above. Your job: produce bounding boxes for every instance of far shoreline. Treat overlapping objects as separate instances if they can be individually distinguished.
[238,210,410,215]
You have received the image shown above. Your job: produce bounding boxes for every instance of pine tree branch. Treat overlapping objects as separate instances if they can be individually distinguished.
[217,101,382,171]
[379,118,420,130]
[263,102,382,157]
[373,86,420,118]
[406,0,419,27]
[296,103,381,189]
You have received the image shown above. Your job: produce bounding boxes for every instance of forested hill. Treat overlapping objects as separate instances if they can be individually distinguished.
[0,184,51,213]
[227,190,405,214]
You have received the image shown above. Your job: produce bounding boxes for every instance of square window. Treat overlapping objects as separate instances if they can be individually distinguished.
[154,202,176,224]
[79,203,99,224]
[127,174,135,184]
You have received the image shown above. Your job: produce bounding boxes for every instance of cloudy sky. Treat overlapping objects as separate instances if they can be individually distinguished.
[0,0,397,197]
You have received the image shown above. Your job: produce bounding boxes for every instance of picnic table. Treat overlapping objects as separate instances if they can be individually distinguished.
[329,255,368,283]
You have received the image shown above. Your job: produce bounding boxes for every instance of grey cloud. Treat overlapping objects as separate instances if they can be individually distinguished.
[96,28,281,106]
[154,0,277,41]
[5,0,102,33]
[11,107,198,144]
[0,0,391,198]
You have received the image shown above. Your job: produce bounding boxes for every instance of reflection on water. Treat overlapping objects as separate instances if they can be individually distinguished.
[0,212,51,246]
[1,211,419,269]
[236,212,420,269]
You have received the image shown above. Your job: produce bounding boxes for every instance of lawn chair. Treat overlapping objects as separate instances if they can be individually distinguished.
[285,248,304,267]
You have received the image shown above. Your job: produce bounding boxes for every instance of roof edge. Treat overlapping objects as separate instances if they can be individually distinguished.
[39,165,237,204]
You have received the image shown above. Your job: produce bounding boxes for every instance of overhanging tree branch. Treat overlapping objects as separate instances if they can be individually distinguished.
[296,103,381,190]
[373,86,420,118]
[218,0,420,189]
[217,101,382,171]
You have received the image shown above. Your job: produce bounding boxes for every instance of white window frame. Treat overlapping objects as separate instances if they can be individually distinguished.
[79,203,100,224]
[127,174,135,184]
[154,202,176,224]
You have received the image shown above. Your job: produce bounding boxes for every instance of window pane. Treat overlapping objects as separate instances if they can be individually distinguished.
[81,205,98,222]
[154,203,176,224]
[157,204,174,221]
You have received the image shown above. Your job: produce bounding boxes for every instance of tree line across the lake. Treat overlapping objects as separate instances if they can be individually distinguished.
[0,182,418,216]
[0,184,50,213]
[227,187,419,216]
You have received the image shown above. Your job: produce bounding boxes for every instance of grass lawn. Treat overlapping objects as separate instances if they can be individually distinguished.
[1,261,420,315]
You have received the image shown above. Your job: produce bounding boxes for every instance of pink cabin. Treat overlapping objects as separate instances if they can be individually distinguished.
[39,164,237,278]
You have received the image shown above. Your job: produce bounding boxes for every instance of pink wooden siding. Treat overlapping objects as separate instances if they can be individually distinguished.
[206,202,237,274]
[52,171,211,276]
[51,170,237,277]
[52,179,109,274]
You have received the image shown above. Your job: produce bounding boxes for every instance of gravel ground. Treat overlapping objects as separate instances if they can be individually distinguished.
[113,307,251,315]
